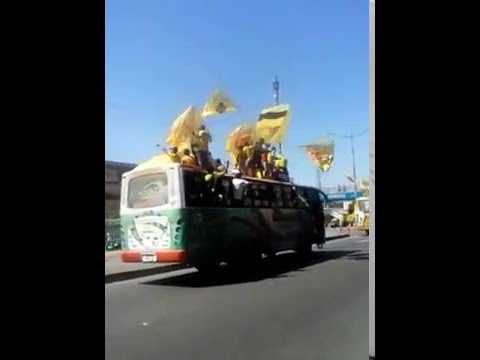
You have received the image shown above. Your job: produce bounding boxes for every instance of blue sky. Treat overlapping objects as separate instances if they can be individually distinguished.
[106,0,368,188]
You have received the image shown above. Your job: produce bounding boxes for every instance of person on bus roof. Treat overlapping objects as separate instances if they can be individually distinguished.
[265,144,277,179]
[181,148,198,167]
[261,143,270,178]
[272,152,289,182]
[167,146,181,163]
[231,169,249,207]
[251,138,265,178]
[192,125,212,169]
[214,158,226,175]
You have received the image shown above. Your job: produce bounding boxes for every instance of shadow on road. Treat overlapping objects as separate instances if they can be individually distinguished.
[142,249,362,288]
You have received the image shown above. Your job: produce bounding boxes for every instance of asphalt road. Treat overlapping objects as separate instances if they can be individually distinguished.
[105,234,369,360]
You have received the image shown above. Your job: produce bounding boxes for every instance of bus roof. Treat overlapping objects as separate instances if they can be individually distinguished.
[123,163,324,194]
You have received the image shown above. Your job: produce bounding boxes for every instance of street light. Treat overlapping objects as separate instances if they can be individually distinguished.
[328,129,368,200]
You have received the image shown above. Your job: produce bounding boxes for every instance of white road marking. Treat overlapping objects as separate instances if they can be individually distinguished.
[358,239,369,243]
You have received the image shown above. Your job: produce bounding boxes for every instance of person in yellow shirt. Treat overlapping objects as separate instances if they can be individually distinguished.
[192,125,212,170]
[266,146,277,179]
[167,146,181,163]
[181,149,199,167]
[273,153,289,181]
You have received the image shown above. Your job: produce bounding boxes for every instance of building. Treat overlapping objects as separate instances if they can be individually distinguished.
[105,160,136,216]
[322,184,356,194]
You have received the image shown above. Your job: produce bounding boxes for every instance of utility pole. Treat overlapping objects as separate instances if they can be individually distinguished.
[328,130,367,199]
[272,75,281,153]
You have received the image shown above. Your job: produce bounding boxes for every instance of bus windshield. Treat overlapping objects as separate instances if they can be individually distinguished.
[127,172,169,209]
[358,199,369,213]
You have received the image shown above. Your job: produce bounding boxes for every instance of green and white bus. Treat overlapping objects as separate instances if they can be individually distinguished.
[120,162,326,272]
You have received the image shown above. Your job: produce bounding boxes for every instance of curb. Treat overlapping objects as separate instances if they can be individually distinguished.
[105,234,352,284]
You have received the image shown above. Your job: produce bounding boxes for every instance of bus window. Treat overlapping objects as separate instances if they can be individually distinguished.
[259,184,271,207]
[249,184,261,207]
[127,173,169,209]
[274,186,284,208]
[183,170,211,207]
[318,190,328,205]
[282,186,294,208]
[218,179,231,206]
[358,199,369,213]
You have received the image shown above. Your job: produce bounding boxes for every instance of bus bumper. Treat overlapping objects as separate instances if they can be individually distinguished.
[121,250,186,263]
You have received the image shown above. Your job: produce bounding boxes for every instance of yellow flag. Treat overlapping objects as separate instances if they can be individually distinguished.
[256,104,290,143]
[201,89,237,118]
[302,138,335,172]
[225,123,257,161]
[316,154,334,172]
[165,106,197,149]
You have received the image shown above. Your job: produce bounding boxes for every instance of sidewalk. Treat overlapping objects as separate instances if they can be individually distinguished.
[105,231,351,283]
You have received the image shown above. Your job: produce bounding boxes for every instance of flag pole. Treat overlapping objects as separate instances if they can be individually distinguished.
[272,75,281,153]
[317,167,322,189]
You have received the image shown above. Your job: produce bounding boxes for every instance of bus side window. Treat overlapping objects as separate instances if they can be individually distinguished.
[243,194,253,207]
[251,184,262,207]
[282,186,294,208]
[274,185,283,208]
[259,184,271,207]
[221,179,232,207]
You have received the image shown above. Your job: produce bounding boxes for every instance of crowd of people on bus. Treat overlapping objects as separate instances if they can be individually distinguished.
[234,137,289,182]
[164,124,290,183]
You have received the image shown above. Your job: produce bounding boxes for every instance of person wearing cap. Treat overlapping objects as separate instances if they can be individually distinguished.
[231,169,249,207]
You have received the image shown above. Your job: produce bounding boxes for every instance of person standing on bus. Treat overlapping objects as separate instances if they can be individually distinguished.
[231,169,249,207]
[273,152,289,181]
[181,148,198,167]
[242,142,255,176]
[251,138,265,178]
[261,143,270,178]
[267,146,277,177]
[236,144,248,174]
[192,125,212,170]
